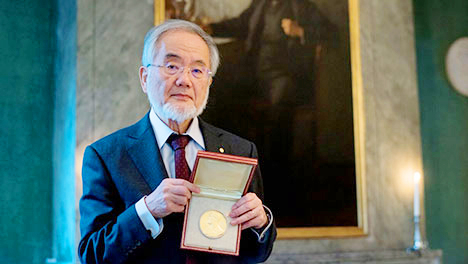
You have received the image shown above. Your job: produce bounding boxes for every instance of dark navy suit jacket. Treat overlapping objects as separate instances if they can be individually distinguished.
[78,113,276,263]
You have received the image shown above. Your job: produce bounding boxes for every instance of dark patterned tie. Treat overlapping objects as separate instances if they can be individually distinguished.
[168,134,199,263]
[168,134,191,181]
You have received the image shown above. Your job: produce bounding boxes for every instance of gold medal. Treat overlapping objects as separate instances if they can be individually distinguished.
[199,210,227,239]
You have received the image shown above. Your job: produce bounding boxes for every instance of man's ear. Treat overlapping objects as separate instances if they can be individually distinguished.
[139,66,148,93]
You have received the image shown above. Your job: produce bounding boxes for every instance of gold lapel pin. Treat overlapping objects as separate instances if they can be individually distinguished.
[219,147,225,153]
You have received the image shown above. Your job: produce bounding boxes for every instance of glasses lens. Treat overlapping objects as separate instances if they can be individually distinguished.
[164,63,180,75]
[191,66,205,79]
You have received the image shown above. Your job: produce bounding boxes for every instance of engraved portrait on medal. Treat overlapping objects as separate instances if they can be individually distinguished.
[199,210,227,239]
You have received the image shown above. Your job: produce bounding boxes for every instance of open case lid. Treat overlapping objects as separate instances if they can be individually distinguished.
[190,151,258,199]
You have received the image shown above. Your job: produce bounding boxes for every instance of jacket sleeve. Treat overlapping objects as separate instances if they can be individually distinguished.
[239,142,277,263]
[78,145,152,264]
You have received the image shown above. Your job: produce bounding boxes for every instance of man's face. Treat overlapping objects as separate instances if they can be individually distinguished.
[140,30,212,123]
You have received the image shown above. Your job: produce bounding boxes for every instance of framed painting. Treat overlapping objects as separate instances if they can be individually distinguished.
[154,0,366,239]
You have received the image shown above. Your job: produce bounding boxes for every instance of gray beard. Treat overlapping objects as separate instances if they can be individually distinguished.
[152,88,210,124]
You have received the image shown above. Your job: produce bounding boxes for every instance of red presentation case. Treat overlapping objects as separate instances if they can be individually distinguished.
[180,151,257,256]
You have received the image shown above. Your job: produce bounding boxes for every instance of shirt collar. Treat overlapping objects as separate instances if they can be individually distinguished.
[149,108,205,150]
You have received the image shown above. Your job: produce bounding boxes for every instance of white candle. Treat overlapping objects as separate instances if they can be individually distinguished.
[413,172,421,217]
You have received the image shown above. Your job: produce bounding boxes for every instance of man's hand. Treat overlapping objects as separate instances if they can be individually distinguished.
[145,178,200,218]
[229,193,268,230]
[281,18,304,38]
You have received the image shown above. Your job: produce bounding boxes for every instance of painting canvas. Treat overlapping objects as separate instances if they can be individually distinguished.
[158,0,362,236]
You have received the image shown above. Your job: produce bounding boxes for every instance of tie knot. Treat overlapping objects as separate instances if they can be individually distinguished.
[168,134,191,151]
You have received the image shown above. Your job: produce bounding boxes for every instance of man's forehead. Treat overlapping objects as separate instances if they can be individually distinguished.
[163,53,206,66]
[155,30,210,65]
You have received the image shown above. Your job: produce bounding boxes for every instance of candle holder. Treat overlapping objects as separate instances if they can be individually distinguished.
[407,215,426,254]
[412,215,424,250]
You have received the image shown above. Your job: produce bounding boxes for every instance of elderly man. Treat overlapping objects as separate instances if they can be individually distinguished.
[78,20,276,264]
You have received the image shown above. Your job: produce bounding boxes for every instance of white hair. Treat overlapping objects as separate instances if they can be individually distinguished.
[141,19,220,76]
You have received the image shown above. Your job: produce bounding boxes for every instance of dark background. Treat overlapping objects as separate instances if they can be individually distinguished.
[201,0,357,227]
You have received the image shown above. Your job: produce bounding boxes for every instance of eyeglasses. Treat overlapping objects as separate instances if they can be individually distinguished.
[147,63,212,79]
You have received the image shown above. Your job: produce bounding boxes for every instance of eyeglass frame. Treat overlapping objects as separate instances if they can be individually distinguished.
[146,62,213,80]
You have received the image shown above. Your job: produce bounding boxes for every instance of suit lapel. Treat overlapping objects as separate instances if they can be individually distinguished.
[199,118,231,154]
[126,113,168,191]
[125,116,228,193]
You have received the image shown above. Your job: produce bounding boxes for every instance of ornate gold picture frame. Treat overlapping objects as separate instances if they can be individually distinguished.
[154,0,366,239]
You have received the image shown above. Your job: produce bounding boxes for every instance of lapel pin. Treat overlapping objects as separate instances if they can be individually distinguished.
[219,147,225,153]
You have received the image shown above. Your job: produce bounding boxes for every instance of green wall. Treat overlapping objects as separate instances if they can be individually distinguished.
[0,0,76,263]
[413,1,468,263]
[0,1,55,262]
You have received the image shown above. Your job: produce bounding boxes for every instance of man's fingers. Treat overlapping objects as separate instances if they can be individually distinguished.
[168,183,200,205]
[185,182,201,193]
[231,193,256,211]
[229,192,267,229]
[169,192,189,206]
[230,209,256,225]
[230,193,260,217]
[230,205,263,226]
[170,185,192,197]
[146,178,199,218]
[230,201,256,218]
[167,202,185,213]
[172,179,201,193]
[240,217,261,230]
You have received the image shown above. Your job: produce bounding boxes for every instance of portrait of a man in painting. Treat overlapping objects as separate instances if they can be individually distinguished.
[163,0,358,231]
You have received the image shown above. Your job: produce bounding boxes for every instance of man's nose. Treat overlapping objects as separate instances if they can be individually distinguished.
[175,67,192,87]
